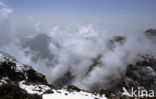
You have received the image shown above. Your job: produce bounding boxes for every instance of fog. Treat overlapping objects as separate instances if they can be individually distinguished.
[0,1,156,90]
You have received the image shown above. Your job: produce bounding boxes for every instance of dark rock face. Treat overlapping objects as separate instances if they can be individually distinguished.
[67,85,81,92]
[0,83,41,99]
[0,51,49,98]
[110,36,126,44]
[125,65,156,91]
[26,68,47,84]
[0,51,47,84]
[0,61,25,82]
[107,36,126,50]
[53,71,74,87]
[86,54,102,77]
[144,29,156,36]
[144,29,156,44]
[103,56,156,98]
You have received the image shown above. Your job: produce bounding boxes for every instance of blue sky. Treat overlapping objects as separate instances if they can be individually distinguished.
[1,0,156,34]
[4,0,156,17]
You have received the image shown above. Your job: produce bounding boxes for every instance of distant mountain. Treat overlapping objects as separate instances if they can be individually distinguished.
[144,29,156,36]
[21,34,54,62]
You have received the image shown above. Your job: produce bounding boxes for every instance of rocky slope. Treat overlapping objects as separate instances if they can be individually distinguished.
[101,55,156,99]
[0,51,47,85]
[0,51,107,99]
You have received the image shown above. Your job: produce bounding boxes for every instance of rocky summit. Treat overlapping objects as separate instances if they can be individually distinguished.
[0,51,47,85]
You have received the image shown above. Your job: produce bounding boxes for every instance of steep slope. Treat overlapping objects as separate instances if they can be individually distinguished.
[0,51,107,99]
[100,55,156,98]
[0,51,47,85]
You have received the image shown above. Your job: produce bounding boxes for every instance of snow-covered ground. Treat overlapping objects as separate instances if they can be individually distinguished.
[19,81,107,99]
[42,90,107,99]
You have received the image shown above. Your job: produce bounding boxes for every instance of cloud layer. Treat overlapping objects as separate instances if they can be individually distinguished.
[0,1,156,91]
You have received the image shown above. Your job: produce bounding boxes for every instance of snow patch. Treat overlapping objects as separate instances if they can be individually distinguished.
[19,81,50,95]
[19,81,107,99]
[0,51,16,63]
[0,77,9,85]
[43,89,107,99]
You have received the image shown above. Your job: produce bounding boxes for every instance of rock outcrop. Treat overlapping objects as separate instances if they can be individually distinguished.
[101,55,156,98]
[0,51,47,85]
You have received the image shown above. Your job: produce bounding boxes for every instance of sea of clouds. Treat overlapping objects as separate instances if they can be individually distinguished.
[0,1,156,91]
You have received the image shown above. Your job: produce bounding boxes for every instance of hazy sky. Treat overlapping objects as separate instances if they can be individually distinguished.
[2,0,156,33]
[5,0,156,16]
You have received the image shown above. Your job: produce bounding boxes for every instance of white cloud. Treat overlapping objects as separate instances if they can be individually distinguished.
[0,1,13,18]
[0,1,5,6]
